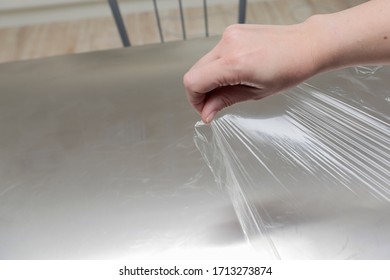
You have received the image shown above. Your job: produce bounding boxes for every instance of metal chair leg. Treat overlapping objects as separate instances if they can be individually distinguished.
[178,0,187,40]
[108,0,131,47]
[203,0,209,37]
[153,0,164,43]
[238,0,247,24]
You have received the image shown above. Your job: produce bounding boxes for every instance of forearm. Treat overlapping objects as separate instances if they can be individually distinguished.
[308,0,390,73]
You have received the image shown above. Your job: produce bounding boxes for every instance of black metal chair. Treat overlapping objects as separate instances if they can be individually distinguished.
[108,0,247,47]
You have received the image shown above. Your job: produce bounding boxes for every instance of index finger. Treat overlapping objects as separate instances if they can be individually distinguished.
[183,57,239,114]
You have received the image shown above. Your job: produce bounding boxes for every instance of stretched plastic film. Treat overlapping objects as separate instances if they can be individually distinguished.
[194,66,390,259]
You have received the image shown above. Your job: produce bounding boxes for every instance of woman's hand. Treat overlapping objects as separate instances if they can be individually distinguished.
[183,0,390,123]
[183,22,323,123]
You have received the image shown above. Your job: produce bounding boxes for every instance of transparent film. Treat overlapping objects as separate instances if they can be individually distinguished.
[194,66,390,259]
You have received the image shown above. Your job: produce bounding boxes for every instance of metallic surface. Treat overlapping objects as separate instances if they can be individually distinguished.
[0,39,254,259]
[0,38,388,259]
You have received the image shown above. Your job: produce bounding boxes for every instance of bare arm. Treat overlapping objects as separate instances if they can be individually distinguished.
[183,0,390,123]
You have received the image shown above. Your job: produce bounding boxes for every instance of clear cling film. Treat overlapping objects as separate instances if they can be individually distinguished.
[194,66,390,259]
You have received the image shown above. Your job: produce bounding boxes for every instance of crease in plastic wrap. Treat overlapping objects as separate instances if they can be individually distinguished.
[194,66,390,259]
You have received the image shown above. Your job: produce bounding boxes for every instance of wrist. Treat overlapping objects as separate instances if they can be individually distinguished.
[304,0,390,72]
[302,14,344,75]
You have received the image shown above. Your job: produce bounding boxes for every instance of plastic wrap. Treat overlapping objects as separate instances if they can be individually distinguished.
[194,66,390,259]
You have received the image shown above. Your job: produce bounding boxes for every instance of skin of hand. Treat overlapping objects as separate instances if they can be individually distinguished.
[183,0,390,123]
[183,23,322,123]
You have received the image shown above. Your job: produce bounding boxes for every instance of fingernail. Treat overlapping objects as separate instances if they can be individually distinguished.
[205,111,216,124]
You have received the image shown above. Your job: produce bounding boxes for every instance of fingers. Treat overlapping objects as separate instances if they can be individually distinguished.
[183,42,226,113]
[184,55,266,123]
[184,57,240,114]
[201,85,266,123]
[190,46,220,70]
[183,31,266,122]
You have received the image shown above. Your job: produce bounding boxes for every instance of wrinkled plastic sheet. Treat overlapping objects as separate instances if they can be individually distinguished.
[194,66,390,259]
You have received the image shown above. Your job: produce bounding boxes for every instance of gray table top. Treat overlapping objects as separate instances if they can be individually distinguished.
[0,39,389,259]
[0,39,260,259]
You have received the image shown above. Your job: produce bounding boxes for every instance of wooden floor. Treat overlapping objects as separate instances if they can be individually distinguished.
[0,0,366,64]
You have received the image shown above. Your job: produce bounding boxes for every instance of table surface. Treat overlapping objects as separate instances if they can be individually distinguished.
[0,38,260,259]
[0,38,389,259]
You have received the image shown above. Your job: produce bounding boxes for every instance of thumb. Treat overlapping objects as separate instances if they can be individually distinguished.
[184,58,241,113]
[201,85,266,123]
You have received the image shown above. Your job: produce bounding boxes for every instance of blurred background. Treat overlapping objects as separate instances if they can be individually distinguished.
[0,0,366,64]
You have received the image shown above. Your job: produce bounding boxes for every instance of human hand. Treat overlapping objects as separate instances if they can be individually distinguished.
[183,22,324,123]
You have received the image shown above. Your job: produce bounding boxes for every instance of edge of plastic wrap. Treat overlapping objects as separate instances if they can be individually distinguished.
[194,66,390,259]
